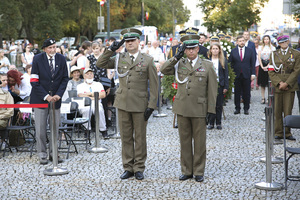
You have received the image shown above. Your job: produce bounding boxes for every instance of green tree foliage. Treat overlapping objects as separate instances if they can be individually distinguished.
[0,0,189,44]
[198,0,269,34]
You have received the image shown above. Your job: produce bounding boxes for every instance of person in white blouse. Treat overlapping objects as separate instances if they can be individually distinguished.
[21,45,34,69]
[0,49,10,73]
[257,35,276,104]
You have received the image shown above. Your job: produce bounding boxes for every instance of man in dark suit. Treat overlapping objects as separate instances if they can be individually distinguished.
[30,38,69,164]
[243,31,256,59]
[229,35,256,115]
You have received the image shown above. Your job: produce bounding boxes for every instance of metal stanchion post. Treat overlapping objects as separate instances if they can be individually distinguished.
[44,102,69,176]
[255,107,283,190]
[88,92,108,153]
[153,76,167,117]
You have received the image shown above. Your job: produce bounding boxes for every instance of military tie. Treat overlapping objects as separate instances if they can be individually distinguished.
[282,50,286,55]
[49,57,54,77]
[130,55,134,64]
[190,60,193,66]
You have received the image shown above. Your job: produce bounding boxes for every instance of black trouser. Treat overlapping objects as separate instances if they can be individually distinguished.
[234,74,251,111]
[102,96,109,129]
[209,86,224,125]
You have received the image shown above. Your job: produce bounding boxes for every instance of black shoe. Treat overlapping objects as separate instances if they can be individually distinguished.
[216,125,222,130]
[101,131,110,139]
[39,157,48,165]
[135,171,144,180]
[275,136,283,140]
[244,110,249,115]
[195,175,204,182]
[107,120,112,127]
[179,174,193,181]
[207,125,214,130]
[234,110,240,114]
[286,136,296,141]
[49,155,63,163]
[174,125,178,129]
[120,171,134,179]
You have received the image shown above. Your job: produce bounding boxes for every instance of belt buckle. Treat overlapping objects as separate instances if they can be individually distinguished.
[281,69,285,75]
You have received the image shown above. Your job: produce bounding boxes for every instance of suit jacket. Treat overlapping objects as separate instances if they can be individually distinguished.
[97,48,158,112]
[229,46,255,79]
[160,45,170,54]
[168,45,179,59]
[268,48,300,93]
[198,45,208,59]
[210,58,229,89]
[246,40,257,62]
[30,52,69,109]
[161,56,218,117]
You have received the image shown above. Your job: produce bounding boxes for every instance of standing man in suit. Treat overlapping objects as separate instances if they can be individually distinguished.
[97,28,158,180]
[30,38,69,164]
[243,30,256,60]
[229,35,256,115]
[161,34,218,182]
[160,39,170,59]
[269,35,300,140]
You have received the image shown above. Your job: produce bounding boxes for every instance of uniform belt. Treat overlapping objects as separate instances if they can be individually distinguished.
[280,69,291,75]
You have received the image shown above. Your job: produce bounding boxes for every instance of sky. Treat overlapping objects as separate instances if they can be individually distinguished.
[183,0,298,35]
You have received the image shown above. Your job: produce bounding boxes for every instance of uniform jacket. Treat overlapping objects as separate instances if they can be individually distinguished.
[30,52,69,109]
[96,48,158,112]
[0,88,14,120]
[161,56,218,117]
[268,48,300,93]
[229,46,256,79]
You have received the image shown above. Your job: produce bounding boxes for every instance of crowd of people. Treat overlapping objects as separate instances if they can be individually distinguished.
[0,27,300,182]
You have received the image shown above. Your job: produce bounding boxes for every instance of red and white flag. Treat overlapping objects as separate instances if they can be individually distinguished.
[268,65,275,71]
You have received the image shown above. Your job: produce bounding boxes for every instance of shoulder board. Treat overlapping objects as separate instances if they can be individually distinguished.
[141,53,152,58]
[203,59,213,63]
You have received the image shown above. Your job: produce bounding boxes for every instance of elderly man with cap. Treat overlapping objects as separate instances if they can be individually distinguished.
[268,35,300,141]
[97,28,158,180]
[30,38,69,164]
[161,34,218,182]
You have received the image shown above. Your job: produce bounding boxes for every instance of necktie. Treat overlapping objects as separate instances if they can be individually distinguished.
[130,55,134,64]
[240,48,243,62]
[283,50,286,55]
[49,57,54,76]
[190,60,193,66]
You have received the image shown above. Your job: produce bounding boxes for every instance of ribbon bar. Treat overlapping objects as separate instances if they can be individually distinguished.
[0,104,48,108]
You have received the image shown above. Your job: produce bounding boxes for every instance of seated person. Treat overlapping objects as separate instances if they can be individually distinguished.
[7,69,32,103]
[62,66,84,101]
[0,79,14,150]
[77,68,109,139]
[0,73,8,91]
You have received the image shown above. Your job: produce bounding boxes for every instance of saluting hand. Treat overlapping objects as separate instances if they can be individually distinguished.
[110,39,125,52]
[174,43,186,60]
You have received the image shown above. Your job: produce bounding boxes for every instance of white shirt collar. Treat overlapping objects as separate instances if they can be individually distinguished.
[281,47,289,53]
[46,53,56,60]
[188,56,198,66]
[129,51,139,59]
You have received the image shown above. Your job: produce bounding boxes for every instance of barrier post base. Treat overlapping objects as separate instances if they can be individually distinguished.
[259,156,284,164]
[44,167,69,176]
[88,147,108,153]
[153,113,168,117]
[255,182,283,191]
[167,106,172,110]
[110,132,121,139]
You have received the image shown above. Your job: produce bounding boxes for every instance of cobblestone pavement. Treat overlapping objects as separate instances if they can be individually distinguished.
[1,89,300,199]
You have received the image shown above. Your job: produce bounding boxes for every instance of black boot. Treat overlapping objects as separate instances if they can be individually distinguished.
[101,130,110,139]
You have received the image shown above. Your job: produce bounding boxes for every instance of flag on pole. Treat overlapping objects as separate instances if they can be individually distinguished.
[145,12,149,20]
[97,0,105,6]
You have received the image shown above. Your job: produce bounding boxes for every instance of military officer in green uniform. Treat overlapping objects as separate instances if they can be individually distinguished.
[268,35,300,140]
[96,28,158,180]
[160,34,218,182]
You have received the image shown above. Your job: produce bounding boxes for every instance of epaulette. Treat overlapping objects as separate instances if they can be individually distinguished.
[141,52,152,58]
[203,59,213,63]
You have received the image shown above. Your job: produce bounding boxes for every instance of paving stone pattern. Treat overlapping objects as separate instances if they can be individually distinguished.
[0,89,300,199]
